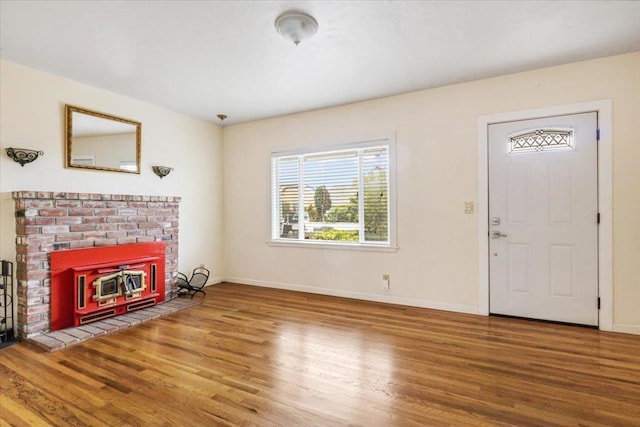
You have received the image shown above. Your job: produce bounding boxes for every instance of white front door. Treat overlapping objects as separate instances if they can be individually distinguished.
[488,112,598,325]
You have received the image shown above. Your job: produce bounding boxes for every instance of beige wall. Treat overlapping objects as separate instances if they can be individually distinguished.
[0,60,224,281]
[222,52,640,333]
[72,132,137,169]
[2,53,637,334]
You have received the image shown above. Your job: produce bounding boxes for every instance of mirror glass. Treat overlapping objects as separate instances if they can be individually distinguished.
[65,105,141,174]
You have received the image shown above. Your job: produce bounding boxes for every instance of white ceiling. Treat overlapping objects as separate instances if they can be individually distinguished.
[1,1,639,126]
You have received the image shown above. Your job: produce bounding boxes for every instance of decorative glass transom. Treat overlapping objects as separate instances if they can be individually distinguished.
[509,129,573,153]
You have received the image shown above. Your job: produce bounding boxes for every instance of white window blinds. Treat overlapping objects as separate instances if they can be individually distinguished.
[272,142,391,245]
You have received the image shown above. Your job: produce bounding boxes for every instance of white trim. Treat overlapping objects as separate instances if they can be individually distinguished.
[223,277,478,315]
[269,133,397,248]
[613,323,640,336]
[477,99,613,331]
[266,240,398,252]
[196,277,224,289]
[205,276,224,286]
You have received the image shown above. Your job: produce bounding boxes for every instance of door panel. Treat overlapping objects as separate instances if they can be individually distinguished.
[489,112,598,326]
[507,165,531,224]
[549,163,575,224]
[507,244,530,293]
[549,244,575,297]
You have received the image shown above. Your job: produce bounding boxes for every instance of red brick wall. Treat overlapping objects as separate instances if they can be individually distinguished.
[12,191,181,338]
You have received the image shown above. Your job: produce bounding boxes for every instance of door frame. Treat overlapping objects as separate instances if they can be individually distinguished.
[477,100,613,331]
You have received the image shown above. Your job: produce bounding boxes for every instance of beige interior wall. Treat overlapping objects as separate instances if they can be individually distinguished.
[0,60,224,281]
[72,133,137,169]
[2,53,637,334]
[222,52,640,332]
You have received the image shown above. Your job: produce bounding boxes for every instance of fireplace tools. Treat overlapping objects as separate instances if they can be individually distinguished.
[1,260,17,347]
[176,267,210,299]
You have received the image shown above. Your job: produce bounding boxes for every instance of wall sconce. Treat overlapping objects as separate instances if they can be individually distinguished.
[152,166,173,179]
[5,147,44,167]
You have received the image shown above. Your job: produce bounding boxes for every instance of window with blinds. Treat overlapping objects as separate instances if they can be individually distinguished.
[271,140,392,246]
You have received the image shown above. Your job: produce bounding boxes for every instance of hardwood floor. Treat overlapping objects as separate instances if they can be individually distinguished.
[1,283,639,426]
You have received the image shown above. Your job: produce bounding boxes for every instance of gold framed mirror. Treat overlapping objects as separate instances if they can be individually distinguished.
[65,105,141,174]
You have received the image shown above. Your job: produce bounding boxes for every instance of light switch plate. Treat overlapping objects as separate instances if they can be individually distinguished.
[464,201,474,214]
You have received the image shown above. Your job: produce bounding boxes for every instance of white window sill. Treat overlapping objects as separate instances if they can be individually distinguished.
[267,239,398,252]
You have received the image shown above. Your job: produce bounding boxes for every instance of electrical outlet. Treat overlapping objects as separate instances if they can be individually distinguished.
[382,274,390,291]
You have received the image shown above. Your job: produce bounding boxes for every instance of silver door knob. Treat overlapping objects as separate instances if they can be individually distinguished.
[491,231,508,239]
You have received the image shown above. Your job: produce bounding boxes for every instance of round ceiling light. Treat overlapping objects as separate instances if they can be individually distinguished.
[275,11,318,46]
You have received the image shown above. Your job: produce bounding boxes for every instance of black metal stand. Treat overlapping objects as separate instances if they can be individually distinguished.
[1,260,17,348]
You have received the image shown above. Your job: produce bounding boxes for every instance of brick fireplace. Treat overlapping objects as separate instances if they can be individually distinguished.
[12,191,180,339]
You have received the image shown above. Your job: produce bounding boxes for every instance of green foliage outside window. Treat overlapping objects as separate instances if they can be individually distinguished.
[310,229,359,241]
[314,185,332,221]
[315,170,388,242]
[363,170,388,241]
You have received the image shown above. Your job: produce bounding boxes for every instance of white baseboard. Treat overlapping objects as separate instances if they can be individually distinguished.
[613,323,640,336]
[222,276,479,315]
[207,278,640,335]
[204,276,224,287]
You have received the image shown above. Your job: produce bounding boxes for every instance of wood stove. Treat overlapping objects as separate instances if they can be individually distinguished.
[50,242,166,330]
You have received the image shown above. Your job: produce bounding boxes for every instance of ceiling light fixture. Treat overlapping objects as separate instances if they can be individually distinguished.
[275,11,318,46]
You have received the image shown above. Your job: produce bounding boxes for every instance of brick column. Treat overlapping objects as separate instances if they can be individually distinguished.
[12,191,180,338]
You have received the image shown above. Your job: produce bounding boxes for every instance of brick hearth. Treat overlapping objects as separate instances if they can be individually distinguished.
[12,191,181,339]
[30,297,199,352]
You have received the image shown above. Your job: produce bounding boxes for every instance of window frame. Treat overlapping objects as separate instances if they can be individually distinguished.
[269,135,397,251]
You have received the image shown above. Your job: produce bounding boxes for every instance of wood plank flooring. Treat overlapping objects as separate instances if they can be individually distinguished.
[1,282,639,426]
